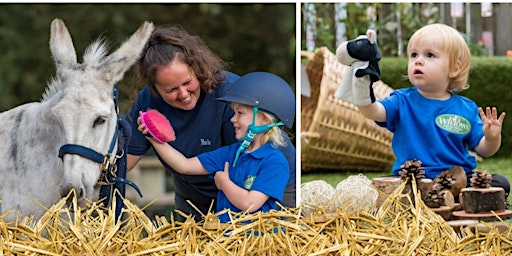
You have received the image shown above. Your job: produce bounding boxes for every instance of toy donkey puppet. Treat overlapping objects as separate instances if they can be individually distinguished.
[334,29,381,105]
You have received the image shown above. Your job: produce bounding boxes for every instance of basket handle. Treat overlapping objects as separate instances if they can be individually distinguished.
[301,50,314,60]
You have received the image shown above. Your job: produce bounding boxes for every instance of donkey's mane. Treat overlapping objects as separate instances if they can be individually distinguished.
[42,38,110,101]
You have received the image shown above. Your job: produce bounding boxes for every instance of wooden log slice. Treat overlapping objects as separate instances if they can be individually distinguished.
[446,219,479,233]
[452,209,512,222]
[474,223,511,233]
[459,187,506,213]
[372,177,432,208]
[430,205,453,220]
[447,219,511,233]
[439,190,455,208]
[372,177,402,208]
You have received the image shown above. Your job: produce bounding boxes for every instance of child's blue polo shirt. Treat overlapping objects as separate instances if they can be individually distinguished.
[378,87,484,179]
[197,142,289,223]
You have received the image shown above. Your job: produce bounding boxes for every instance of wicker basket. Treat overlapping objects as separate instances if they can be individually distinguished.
[301,47,395,172]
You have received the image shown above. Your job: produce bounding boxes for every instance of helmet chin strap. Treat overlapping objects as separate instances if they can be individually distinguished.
[233,106,284,167]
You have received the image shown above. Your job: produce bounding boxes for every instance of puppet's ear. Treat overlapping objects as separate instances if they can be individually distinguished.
[366,29,377,44]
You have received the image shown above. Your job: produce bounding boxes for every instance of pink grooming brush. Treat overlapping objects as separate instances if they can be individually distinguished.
[140,109,176,143]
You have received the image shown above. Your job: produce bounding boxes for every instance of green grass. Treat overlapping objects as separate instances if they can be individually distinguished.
[301,157,512,187]
[477,157,512,177]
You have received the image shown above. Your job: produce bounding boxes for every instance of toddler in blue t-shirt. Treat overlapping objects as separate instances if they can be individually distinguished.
[337,23,510,197]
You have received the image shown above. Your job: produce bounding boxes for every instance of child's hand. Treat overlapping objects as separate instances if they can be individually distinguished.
[214,162,230,190]
[137,111,156,143]
[479,107,506,141]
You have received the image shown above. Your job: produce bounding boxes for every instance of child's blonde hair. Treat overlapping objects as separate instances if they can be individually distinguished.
[258,111,287,147]
[235,103,287,147]
[407,23,471,92]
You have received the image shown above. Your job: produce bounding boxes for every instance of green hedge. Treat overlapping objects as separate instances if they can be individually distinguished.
[380,57,512,157]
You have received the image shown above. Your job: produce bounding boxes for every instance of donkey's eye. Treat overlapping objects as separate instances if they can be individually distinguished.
[93,116,106,127]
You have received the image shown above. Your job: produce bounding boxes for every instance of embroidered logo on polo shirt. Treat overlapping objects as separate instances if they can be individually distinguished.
[244,175,256,190]
[200,138,211,146]
[435,114,471,134]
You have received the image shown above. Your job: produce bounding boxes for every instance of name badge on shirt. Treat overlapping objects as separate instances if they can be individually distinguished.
[244,175,257,190]
[435,114,471,135]
[200,138,212,146]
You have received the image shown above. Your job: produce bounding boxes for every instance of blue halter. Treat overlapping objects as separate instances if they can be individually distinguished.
[232,106,284,167]
[58,87,142,220]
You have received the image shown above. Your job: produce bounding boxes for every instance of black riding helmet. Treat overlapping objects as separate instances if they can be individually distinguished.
[216,72,295,128]
[216,72,295,166]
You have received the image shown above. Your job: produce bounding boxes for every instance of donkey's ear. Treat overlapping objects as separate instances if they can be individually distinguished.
[50,19,78,70]
[100,21,154,85]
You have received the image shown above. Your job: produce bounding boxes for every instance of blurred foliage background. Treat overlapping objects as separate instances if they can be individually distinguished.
[0,3,296,114]
[301,3,512,57]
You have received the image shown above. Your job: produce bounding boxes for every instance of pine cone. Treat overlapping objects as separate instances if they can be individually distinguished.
[424,187,445,208]
[431,166,466,198]
[470,169,492,188]
[432,172,456,191]
[399,159,425,182]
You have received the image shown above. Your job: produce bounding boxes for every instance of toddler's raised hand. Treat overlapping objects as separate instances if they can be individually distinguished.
[479,106,506,141]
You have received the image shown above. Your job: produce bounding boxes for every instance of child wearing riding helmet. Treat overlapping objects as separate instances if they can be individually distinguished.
[138,72,295,223]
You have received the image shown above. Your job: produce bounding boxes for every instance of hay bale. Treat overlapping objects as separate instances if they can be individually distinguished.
[2,183,512,255]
